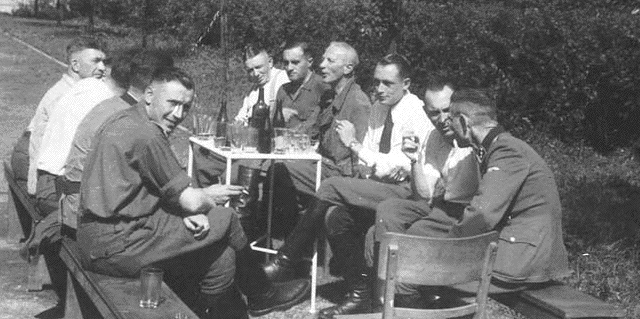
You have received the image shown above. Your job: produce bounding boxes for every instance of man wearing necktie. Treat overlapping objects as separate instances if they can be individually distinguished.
[263,54,433,318]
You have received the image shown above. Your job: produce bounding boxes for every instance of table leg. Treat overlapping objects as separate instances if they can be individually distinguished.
[266,160,275,261]
[310,159,322,313]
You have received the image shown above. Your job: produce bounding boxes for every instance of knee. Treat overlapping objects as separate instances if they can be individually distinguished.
[324,206,350,238]
[200,247,236,295]
[315,176,342,200]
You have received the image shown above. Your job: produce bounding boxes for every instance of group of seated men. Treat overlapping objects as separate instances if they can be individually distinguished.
[9,36,571,319]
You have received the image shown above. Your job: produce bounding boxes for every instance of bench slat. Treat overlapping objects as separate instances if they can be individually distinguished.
[495,282,625,319]
[60,238,197,319]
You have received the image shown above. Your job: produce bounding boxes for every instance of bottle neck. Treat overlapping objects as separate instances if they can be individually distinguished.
[257,87,265,103]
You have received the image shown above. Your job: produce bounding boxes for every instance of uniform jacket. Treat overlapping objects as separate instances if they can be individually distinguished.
[451,128,570,283]
[316,77,370,177]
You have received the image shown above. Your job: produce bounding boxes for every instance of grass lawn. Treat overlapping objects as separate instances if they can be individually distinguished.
[1,13,638,319]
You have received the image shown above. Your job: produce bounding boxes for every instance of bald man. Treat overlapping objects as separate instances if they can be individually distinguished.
[269,42,371,218]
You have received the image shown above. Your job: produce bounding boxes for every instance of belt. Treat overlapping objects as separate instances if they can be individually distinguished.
[54,176,81,195]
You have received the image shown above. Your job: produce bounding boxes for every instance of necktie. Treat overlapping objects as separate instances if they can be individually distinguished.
[379,107,393,154]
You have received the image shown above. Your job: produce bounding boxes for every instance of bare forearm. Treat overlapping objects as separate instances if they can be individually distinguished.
[179,187,214,215]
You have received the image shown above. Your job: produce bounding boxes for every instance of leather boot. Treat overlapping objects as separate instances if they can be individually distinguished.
[196,286,248,319]
[319,272,372,318]
[263,251,299,282]
[234,165,262,241]
[318,232,373,318]
[235,245,310,316]
[263,199,333,282]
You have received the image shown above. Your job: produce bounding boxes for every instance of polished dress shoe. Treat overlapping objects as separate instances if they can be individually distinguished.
[247,278,311,316]
[318,287,373,318]
[263,252,300,282]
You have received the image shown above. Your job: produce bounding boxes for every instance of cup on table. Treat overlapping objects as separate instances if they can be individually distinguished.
[213,136,227,148]
[273,128,291,154]
[195,133,214,140]
[139,267,163,309]
[192,113,215,139]
[242,127,259,153]
[291,133,310,154]
[228,122,244,151]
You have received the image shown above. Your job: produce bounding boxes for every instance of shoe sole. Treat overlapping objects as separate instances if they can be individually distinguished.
[248,281,311,317]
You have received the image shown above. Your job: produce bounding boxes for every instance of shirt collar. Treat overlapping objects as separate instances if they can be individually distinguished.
[475,125,505,162]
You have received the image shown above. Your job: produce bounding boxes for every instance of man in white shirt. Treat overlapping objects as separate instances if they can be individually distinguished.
[234,44,289,123]
[264,54,431,318]
[26,36,107,213]
[366,81,481,308]
[34,57,124,216]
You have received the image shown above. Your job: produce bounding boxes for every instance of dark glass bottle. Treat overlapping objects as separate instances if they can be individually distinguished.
[251,87,271,153]
[215,98,229,145]
[250,87,269,128]
[272,100,286,129]
[259,107,273,153]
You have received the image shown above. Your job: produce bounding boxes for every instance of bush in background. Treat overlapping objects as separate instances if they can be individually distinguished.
[69,0,640,153]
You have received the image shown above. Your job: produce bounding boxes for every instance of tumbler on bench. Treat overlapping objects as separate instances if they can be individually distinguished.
[139,267,164,308]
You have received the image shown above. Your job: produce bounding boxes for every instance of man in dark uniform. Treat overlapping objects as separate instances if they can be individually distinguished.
[78,67,310,319]
[377,88,570,305]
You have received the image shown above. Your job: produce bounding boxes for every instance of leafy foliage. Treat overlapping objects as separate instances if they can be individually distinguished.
[70,0,640,152]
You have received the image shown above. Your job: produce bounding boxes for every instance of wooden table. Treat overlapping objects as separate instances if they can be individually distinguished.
[187,137,323,313]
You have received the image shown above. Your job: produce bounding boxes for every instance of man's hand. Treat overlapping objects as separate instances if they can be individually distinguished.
[203,184,245,206]
[183,214,210,240]
[282,107,298,122]
[335,119,357,146]
[375,166,409,183]
[402,137,420,162]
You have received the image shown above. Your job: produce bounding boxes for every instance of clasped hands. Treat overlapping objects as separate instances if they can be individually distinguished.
[183,184,246,240]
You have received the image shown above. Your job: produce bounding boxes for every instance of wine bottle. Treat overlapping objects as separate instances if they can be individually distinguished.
[250,87,269,129]
[251,87,271,153]
[272,100,286,128]
[215,98,229,145]
[259,106,273,153]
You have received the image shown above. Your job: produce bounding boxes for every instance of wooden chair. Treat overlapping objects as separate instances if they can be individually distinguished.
[375,231,499,319]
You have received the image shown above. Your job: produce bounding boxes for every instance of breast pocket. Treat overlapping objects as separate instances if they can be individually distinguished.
[493,224,547,281]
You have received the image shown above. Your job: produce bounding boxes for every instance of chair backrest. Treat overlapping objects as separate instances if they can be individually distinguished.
[378,231,499,319]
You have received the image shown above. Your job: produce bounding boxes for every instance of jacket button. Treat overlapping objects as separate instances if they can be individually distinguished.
[509,237,516,242]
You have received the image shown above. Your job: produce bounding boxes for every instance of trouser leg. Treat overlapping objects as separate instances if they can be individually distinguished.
[234,165,262,241]
[319,206,373,318]
[35,170,59,216]
[394,206,456,296]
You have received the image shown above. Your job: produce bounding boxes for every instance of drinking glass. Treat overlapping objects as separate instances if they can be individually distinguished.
[139,267,163,309]
[273,128,291,154]
[242,126,259,153]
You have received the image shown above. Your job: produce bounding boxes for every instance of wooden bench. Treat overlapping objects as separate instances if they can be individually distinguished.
[60,236,198,319]
[493,281,625,319]
[3,160,51,291]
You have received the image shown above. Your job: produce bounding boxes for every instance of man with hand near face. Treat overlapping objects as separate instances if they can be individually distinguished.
[371,88,570,307]
[365,81,480,307]
[265,54,430,318]
[78,67,310,319]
